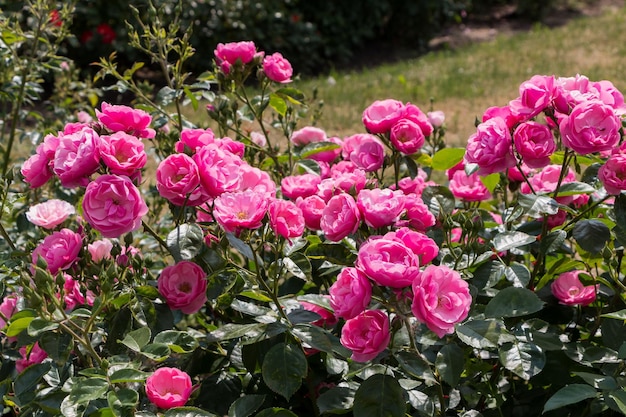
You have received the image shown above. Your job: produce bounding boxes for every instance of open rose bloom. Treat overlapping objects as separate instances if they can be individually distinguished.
[145,367,193,409]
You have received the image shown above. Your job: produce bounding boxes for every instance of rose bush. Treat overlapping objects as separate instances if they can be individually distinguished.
[3,3,626,417]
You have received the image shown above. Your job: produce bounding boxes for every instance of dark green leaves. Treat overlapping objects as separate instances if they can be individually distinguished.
[542,384,597,413]
[485,287,544,318]
[572,219,610,254]
[261,343,307,400]
[167,223,205,262]
[353,374,406,417]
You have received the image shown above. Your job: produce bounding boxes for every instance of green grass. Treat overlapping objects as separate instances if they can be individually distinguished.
[294,5,626,146]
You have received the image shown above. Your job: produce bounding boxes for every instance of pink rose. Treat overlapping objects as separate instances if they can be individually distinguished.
[509,74,556,119]
[307,136,343,163]
[592,80,626,115]
[194,143,244,198]
[389,119,426,155]
[449,170,491,202]
[482,105,522,129]
[465,117,516,176]
[554,74,593,112]
[329,267,372,320]
[362,99,404,134]
[156,153,209,207]
[99,132,147,176]
[290,126,327,146]
[281,174,321,200]
[559,100,621,155]
[82,174,148,238]
[16,342,48,373]
[53,127,101,188]
[213,190,268,233]
[427,110,446,127]
[356,237,420,288]
[145,367,193,409]
[0,296,19,329]
[411,265,472,338]
[26,199,75,229]
[158,261,208,314]
[320,193,361,242]
[520,165,578,205]
[300,301,337,327]
[96,102,155,139]
[263,52,293,83]
[268,199,305,239]
[32,228,82,274]
[296,195,326,231]
[401,104,434,137]
[63,275,94,311]
[357,188,405,228]
[175,128,215,153]
[214,41,257,70]
[400,194,436,232]
[250,131,267,147]
[599,153,626,195]
[340,309,390,362]
[387,227,439,266]
[88,239,113,262]
[397,171,431,197]
[513,121,556,168]
[330,169,368,197]
[216,137,245,158]
[237,165,277,198]
[345,135,385,172]
[21,152,54,188]
[551,270,597,306]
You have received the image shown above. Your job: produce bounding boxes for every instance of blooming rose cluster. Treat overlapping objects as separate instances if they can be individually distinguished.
[214,40,293,83]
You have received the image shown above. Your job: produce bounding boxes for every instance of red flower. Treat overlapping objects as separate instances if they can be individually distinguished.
[49,10,63,27]
[96,23,116,44]
[80,30,93,44]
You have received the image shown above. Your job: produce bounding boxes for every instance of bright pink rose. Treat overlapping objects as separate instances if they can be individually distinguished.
[513,121,556,168]
[520,164,578,205]
[357,188,405,228]
[175,128,215,153]
[26,199,75,229]
[330,169,368,197]
[0,296,19,329]
[281,174,321,200]
[427,110,446,127]
[145,367,193,409]
[449,170,491,202]
[401,104,434,137]
[32,228,82,274]
[329,267,372,320]
[507,163,533,183]
[340,309,390,362]
[269,199,305,239]
[599,153,626,195]
[296,195,326,231]
[509,75,556,119]
[390,119,426,155]
[22,152,54,188]
[237,165,276,198]
[63,275,94,311]
[397,172,432,197]
[401,194,436,232]
[465,117,516,176]
[482,105,521,129]
[291,126,327,146]
[156,153,209,207]
[96,102,155,139]
[53,127,101,187]
[263,52,293,83]
[213,190,268,233]
[194,143,243,197]
[88,239,113,262]
[387,227,439,266]
[214,41,257,70]
[158,261,208,314]
[320,193,361,242]
[362,99,404,134]
[356,237,420,288]
[300,301,337,327]
[345,135,385,173]
[82,174,148,238]
[551,270,597,306]
[16,342,48,373]
[554,74,593,112]
[592,80,626,115]
[216,137,245,158]
[559,100,621,155]
[99,132,147,176]
[411,264,472,338]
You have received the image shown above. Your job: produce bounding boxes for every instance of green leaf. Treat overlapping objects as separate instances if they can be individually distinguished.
[542,384,597,413]
[183,86,199,111]
[485,287,544,318]
[492,231,536,252]
[555,181,596,196]
[572,219,610,254]
[292,324,342,355]
[299,142,341,160]
[164,407,218,417]
[109,368,148,384]
[119,327,151,352]
[283,253,311,280]
[167,223,205,262]
[39,331,73,364]
[269,93,287,116]
[517,193,559,217]
[227,394,265,417]
[431,148,465,171]
[207,323,269,343]
[275,87,305,104]
[608,389,626,414]
[261,342,307,400]
[504,262,531,288]
[108,388,139,414]
[69,377,109,405]
[539,229,567,255]
[480,173,501,193]
[435,344,464,386]
[574,372,618,390]
[153,330,199,354]
[255,409,297,417]
[6,316,35,337]
[27,318,59,337]
[422,186,455,217]
[602,309,626,320]
[353,374,406,417]
[456,319,509,349]
[394,350,436,385]
[140,343,171,361]
[295,158,321,175]
[499,340,545,380]
[226,233,255,260]
[14,363,51,405]
[317,387,355,414]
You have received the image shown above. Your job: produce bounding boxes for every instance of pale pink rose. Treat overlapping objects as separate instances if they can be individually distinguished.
[329,267,372,320]
[214,41,257,70]
[175,128,215,153]
[465,117,516,176]
[320,193,361,242]
[340,309,390,362]
[99,132,147,176]
[362,99,404,134]
[411,264,472,338]
[96,102,155,139]
[281,174,321,200]
[513,121,556,168]
[82,174,148,238]
[0,296,19,329]
[357,188,405,228]
[213,190,268,233]
[389,119,425,155]
[520,165,578,205]
[296,195,326,231]
[300,300,337,327]
[263,52,293,83]
[269,199,305,239]
[551,270,597,306]
[356,237,420,288]
[387,227,439,266]
[194,143,243,197]
[250,131,267,147]
[77,111,93,123]
[449,170,491,202]
[16,342,48,373]
[346,135,385,172]
[216,137,245,158]
[401,104,434,137]
[307,136,343,163]
[559,100,621,155]
[32,228,82,274]
[156,153,209,207]
[599,153,626,195]
[26,199,75,229]
[509,75,556,119]
[146,367,193,409]
[482,105,521,129]
[53,127,101,188]
[401,194,436,232]
[88,239,113,262]
[291,126,327,146]
[237,165,276,198]
[158,261,208,314]
[427,110,446,127]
